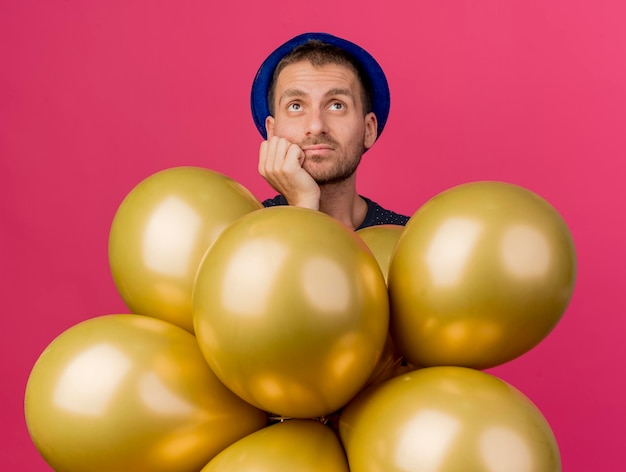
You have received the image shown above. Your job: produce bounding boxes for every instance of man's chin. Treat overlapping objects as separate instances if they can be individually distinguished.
[304,159,359,186]
[313,171,356,186]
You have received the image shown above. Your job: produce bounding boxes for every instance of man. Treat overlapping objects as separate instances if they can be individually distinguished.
[251,32,410,230]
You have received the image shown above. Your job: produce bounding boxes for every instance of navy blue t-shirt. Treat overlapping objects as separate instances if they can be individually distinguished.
[262,195,410,229]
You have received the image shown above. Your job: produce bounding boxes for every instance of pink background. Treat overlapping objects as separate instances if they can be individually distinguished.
[2,1,624,470]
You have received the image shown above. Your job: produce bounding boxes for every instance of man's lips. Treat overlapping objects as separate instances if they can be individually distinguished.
[301,144,333,151]
[301,144,334,159]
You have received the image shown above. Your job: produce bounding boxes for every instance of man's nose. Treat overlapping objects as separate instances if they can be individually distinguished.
[305,108,328,135]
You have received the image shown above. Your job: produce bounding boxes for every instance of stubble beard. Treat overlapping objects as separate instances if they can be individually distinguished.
[301,136,365,186]
[311,153,363,185]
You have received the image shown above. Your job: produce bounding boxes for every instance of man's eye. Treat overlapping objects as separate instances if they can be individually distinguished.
[330,102,345,110]
[287,103,301,111]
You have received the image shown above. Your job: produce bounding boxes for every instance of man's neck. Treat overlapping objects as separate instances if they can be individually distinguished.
[318,179,368,230]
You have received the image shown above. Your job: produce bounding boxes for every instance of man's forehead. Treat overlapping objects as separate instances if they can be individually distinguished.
[275,61,361,90]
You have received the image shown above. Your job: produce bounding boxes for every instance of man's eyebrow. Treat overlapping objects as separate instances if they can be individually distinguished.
[326,88,354,99]
[278,88,306,105]
[278,88,355,105]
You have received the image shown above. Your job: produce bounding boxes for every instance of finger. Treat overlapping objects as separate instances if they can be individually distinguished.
[258,140,269,176]
[260,136,284,177]
[284,143,306,171]
[265,136,280,173]
[272,138,291,173]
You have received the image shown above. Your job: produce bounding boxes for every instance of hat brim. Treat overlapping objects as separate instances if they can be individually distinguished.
[250,32,390,141]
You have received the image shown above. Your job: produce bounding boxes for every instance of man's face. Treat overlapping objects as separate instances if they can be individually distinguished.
[265,60,377,185]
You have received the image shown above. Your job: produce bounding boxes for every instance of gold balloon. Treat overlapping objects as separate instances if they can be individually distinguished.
[25,314,267,472]
[193,206,389,418]
[340,366,561,472]
[388,181,576,369]
[363,333,405,389]
[109,167,263,332]
[202,419,349,471]
[356,226,408,387]
[356,224,405,284]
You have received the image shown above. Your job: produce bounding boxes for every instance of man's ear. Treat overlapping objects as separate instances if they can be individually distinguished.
[364,112,378,149]
[265,116,275,139]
